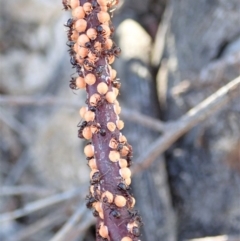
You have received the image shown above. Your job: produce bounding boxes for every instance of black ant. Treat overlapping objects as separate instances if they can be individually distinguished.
[112,46,121,57]
[95,65,104,77]
[86,156,94,161]
[67,28,73,41]
[83,59,96,71]
[69,77,77,90]
[92,1,98,9]
[68,48,76,57]
[96,25,109,41]
[90,169,110,185]
[85,42,92,49]
[112,79,121,89]
[76,66,84,77]
[99,129,106,136]
[126,155,133,167]
[109,24,115,36]
[128,210,143,226]
[70,55,77,66]
[117,182,130,192]
[110,208,121,219]
[89,106,97,112]
[77,121,88,139]
[102,46,121,58]
[62,0,71,10]
[64,18,75,28]
[116,143,124,152]
[91,171,101,185]
[92,209,99,217]
[102,200,121,219]
[77,120,87,128]
[85,194,97,209]
[66,41,75,48]
[132,226,141,237]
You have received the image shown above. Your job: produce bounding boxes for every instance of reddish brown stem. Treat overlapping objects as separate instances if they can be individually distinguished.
[62,0,142,240]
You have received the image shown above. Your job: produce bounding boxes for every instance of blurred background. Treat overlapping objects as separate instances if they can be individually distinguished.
[0,0,240,241]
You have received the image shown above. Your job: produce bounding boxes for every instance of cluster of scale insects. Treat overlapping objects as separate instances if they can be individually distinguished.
[62,0,142,240]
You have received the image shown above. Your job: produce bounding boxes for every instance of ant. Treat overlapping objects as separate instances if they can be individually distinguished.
[62,0,71,10]
[91,171,101,185]
[83,59,96,71]
[70,55,77,66]
[128,210,143,226]
[77,121,88,139]
[64,18,75,28]
[77,120,87,128]
[96,25,110,42]
[111,46,121,57]
[132,226,141,237]
[102,46,121,58]
[86,156,94,161]
[92,209,99,217]
[92,1,98,9]
[76,66,84,77]
[99,129,106,136]
[102,199,121,219]
[117,182,133,208]
[68,48,76,57]
[110,208,121,219]
[112,79,121,89]
[126,155,133,167]
[67,28,73,41]
[69,77,77,90]
[66,41,75,48]
[85,194,97,209]
[89,106,97,112]
[109,24,115,36]
[117,182,130,192]
[90,169,110,185]
[116,143,124,152]
[94,65,104,77]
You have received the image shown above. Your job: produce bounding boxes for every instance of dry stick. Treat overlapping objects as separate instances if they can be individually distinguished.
[57,212,95,241]
[0,109,33,186]
[199,52,240,83]
[132,76,240,174]
[0,109,31,143]
[0,185,55,196]
[0,187,84,223]
[73,212,95,241]
[0,95,165,132]
[3,149,31,185]
[0,95,77,107]
[121,107,165,132]
[7,211,67,241]
[185,235,240,241]
[49,204,86,241]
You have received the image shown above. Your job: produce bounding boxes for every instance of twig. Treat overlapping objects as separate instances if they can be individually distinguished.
[7,210,67,241]
[0,109,31,144]
[200,52,240,83]
[0,95,165,132]
[67,212,95,241]
[49,204,85,241]
[151,2,172,67]
[4,149,31,185]
[0,185,55,196]
[121,107,165,132]
[0,187,85,223]
[185,235,240,241]
[132,76,240,174]
[74,212,95,241]
[0,95,79,108]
